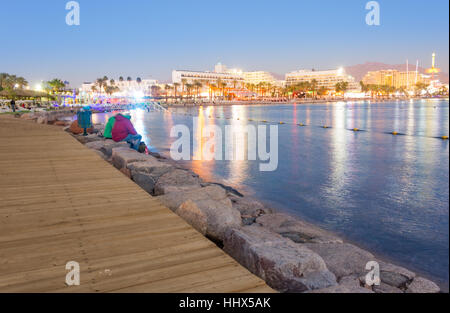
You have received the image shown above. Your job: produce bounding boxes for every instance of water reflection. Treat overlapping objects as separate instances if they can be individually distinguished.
[92,99,449,289]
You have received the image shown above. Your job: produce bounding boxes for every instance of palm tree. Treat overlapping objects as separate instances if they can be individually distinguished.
[185,83,194,98]
[105,85,119,96]
[96,77,108,95]
[209,83,217,100]
[310,79,318,99]
[415,82,429,96]
[127,77,132,82]
[0,73,8,91]
[119,76,124,82]
[193,80,203,99]
[335,81,349,98]
[164,84,172,102]
[360,81,369,93]
[136,77,142,85]
[181,78,187,97]
[173,82,180,99]
[110,79,115,85]
[217,80,227,98]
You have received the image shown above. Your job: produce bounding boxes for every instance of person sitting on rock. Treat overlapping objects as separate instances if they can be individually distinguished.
[111,113,144,152]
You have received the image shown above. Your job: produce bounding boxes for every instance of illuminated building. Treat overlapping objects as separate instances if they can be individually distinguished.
[362,70,427,89]
[242,71,276,84]
[80,78,158,97]
[172,63,244,86]
[285,68,359,90]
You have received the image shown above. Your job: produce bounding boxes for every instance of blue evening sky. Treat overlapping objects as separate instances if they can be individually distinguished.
[0,0,448,87]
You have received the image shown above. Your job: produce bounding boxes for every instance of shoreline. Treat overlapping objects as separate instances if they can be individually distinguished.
[16,111,445,293]
[163,96,448,108]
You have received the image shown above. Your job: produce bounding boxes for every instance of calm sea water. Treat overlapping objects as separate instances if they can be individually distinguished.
[92,99,449,289]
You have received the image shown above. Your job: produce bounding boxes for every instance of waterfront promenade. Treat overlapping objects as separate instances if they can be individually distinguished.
[0,116,273,293]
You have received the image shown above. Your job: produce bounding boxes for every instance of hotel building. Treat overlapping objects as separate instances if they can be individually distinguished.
[362,70,427,89]
[285,68,359,90]
[242,71,277,85]
[80,78,158,96]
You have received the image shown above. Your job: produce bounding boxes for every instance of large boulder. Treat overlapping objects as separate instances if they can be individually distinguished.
[128,159,174,182]
[132,171,157,194]
[154,168,202,196]
[100,140,130,157]
[176,197,241,242]
[405,277,440,293]
[306,284,373,293]
[228,194,272,218]
[223,225,337,292]
[256,213,342,244]
[373,282,403,293]
[85,140,107,151]
[304,243,374,280]
[377,261,415,289]
[157,184,230,211]
[111,147,150,170]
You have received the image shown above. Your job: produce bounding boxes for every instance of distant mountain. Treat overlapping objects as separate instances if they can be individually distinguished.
[345,62,449,84]
[270,72,285,80]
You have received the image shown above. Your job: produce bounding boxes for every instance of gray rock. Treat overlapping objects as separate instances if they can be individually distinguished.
[127,159,174,182]
[157,185,230,212]
[373,282,403,293]
[92,150,109,161]
[223,225,337,292]
[304,243,374,279]
[111,147,150,170]
[154,169,202,196]
[228,194,272,218]
[242,216,257,225]
[306,284,373,293]
[377,261,415,288]
[132,171,157,194]
[405,277,440,293]
[176,198,241,242]
[100,141,131,157]
[339,274,363,289]
[37,116,48,124]
[256,213,343,244]
[85,140,107,151]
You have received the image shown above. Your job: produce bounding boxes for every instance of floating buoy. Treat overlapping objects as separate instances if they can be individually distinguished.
[442,136,449,140]
[323,125,328,129]
[353,128,360,132]
[279,122,285,125]
[392,131,398,135]
[262,120,268,123]
[298,123,305,126]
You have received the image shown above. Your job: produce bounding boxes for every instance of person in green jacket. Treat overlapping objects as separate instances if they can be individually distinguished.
[103,113,132,139]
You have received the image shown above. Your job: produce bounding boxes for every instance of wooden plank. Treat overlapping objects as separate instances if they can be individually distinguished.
[0,116,275,293]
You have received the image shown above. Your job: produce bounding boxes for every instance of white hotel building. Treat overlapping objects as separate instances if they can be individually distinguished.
[80,78,159,97]
[285,68,359,90]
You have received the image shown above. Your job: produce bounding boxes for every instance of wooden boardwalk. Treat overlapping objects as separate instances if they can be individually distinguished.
[0,116,274,293]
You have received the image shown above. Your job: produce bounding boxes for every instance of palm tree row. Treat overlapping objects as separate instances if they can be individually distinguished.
[359,81,426,98]
[0,73,28,92]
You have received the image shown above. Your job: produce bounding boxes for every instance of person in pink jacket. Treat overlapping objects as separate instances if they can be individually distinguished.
[112,113,143,151]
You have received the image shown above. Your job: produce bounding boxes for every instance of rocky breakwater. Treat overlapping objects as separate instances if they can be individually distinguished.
[68,128,441,294]
[20,110,76,125]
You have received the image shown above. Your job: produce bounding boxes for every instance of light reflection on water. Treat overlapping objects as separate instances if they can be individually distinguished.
[93,99,449,289]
